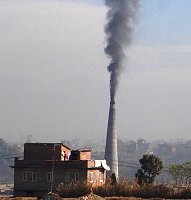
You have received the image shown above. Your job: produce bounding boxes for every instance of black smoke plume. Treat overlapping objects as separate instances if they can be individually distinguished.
[105,0,140,102]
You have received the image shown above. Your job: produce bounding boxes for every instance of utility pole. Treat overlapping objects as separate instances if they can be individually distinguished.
[50,145,55,193]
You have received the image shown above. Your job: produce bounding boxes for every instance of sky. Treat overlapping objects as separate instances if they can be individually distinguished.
[0,0,191,144]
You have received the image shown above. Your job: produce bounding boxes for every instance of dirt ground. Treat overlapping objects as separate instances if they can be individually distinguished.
[0,197,165,200]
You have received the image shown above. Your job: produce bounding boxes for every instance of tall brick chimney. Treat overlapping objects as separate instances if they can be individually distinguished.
[104,101,118,179]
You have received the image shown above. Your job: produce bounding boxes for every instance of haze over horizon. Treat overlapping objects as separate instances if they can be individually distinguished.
[0,0,191,144]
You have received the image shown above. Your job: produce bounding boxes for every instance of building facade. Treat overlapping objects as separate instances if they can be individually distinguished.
[11,143,110,197]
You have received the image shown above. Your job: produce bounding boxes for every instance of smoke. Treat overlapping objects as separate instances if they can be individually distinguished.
[105,0,140,102]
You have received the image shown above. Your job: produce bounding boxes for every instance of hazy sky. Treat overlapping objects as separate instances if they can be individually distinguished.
[0,0,191,144]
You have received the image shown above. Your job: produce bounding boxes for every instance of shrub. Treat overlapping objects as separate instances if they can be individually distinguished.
[132,184,175,199]
[93,185,111,197]
[93,180,131,197]
[113,180,131,197]
[57,181,91,198]
[57,180,191,199]
[178,186,191,199]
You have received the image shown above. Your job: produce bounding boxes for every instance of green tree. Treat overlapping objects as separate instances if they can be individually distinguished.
[168,162,191,185]
[135,154,163,185]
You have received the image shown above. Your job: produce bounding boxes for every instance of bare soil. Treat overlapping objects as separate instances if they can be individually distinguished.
[0,197,165,200]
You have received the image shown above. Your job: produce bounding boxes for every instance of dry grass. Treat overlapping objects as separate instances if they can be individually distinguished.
[57,180,191,199]
[2,182,191,199]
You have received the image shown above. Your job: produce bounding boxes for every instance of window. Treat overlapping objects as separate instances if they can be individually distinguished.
[22,171,37,181]
[47,172,52,182]
[32,172,37,181]
[73,172,79,182]
[89,172,94,183]
[65,172,79,182]
[99,171,104,182]
[65,172,69,182]
[23,171,27,181]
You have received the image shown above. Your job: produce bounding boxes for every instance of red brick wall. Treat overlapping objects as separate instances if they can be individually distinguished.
[86,169,106,187]
[24,143,70,161]
[87,160,95,168]
[79,151,91,160]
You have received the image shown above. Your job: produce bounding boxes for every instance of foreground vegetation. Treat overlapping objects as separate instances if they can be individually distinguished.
[57,180,191,199]
[50,154,190,199]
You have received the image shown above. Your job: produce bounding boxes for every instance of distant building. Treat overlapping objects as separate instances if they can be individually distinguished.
[118,139,137,155]
[157,143,175,156]
[127,141,137,154]
[136,139,150,155]
[11,143,110,197]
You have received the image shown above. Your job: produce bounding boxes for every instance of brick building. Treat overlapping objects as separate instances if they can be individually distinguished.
[11,143,110,197]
